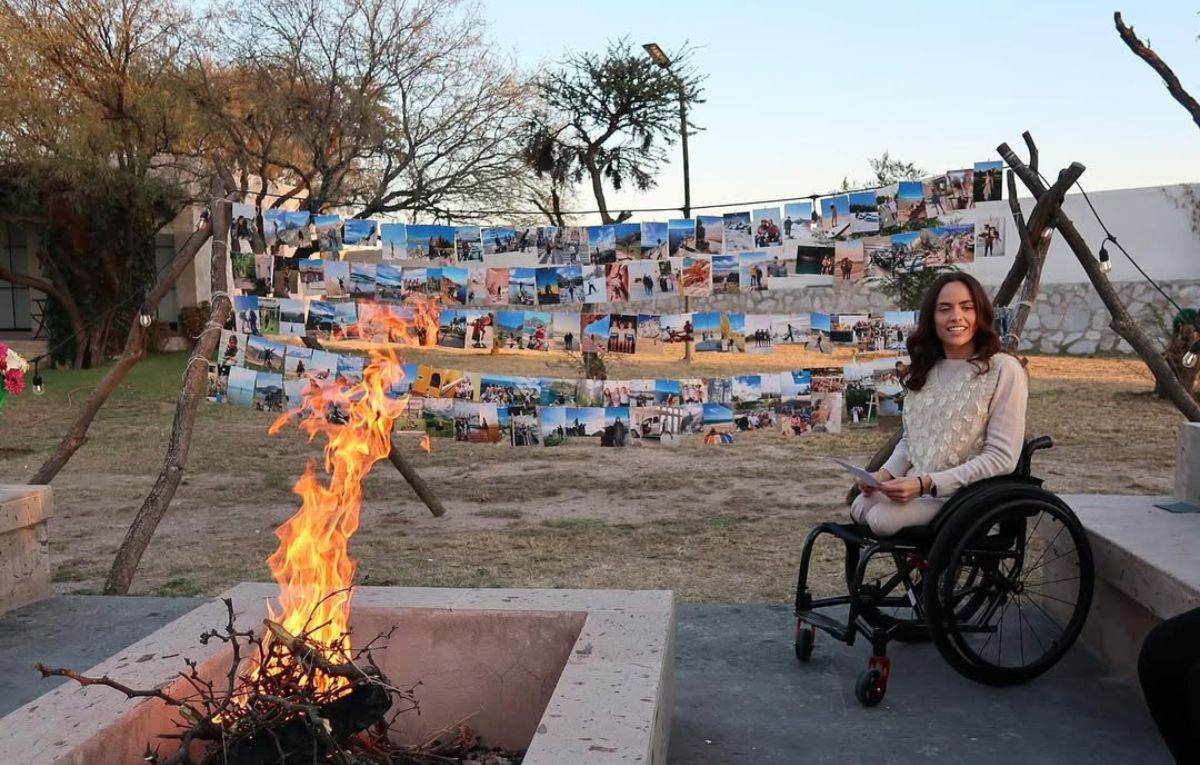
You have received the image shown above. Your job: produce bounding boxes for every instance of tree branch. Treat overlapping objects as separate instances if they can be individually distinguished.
[1115,11,1200,130]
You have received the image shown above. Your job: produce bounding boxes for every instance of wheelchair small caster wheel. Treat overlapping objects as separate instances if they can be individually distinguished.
[855,668,886,706]
[794,622,815,663]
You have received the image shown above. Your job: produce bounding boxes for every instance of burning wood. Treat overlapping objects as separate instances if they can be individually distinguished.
[33,301,522,762]
[35,598,522,764]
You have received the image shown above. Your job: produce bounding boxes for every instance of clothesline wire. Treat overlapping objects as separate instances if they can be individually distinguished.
[1034,169,1183,315]
[246,181,905,220]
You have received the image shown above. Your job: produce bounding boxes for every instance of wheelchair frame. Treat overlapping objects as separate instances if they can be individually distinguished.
[791,436,1089,706]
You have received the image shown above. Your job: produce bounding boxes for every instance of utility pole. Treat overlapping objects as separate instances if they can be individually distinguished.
[644,42,695,364]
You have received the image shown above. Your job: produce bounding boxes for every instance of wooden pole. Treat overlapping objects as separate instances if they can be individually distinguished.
[387,435,445,517]
[1000,140,1200,422]
[105,191,235,594]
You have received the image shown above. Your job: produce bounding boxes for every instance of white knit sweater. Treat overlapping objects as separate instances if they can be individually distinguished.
[882,354,1029,497]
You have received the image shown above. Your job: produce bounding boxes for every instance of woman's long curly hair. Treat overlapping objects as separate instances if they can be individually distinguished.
[903,272,1015,392]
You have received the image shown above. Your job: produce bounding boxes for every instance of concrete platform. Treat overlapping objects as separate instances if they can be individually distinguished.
[1058,493,1200,679]
[0,485,52,615]
[0,585,674,765]
[0,597,1170,764]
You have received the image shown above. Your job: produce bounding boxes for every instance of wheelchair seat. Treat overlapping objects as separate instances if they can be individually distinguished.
[866,434,1056,544]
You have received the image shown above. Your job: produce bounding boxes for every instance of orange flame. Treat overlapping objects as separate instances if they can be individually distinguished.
[261,298,436,691]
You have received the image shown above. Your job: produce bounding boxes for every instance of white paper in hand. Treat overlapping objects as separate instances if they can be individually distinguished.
[832,458,882,488]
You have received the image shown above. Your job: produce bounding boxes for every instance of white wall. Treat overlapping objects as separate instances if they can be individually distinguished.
[969,183,1200,285]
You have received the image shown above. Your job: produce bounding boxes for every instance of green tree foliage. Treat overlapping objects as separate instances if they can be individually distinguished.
[523,38,705,223]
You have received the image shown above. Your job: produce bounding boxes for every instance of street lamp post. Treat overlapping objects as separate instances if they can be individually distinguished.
[643,42,694,363]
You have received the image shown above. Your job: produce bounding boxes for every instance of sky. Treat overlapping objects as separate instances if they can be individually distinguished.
[486,0,1200,222]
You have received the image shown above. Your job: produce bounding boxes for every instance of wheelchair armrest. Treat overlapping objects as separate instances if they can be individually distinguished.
[1015,435,1053,477]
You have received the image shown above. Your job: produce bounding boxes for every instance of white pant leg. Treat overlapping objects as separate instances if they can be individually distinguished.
[849,491,881,525]
[849,493,944,537]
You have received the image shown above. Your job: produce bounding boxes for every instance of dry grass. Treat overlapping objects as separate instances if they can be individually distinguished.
[0,350,1182,602]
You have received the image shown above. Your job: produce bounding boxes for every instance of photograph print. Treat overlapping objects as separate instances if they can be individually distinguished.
[462,310,494,350]
[722,211,753,251]
[751,207,784,251]
[641,221,668,259]
[493,310,525,350]
[509,267,536,306]
[695,214,723,254]
[375,263,406,302]
[587,225,617,264]
[771,313,810,345]
[613,222,642,260]
[604,262,631,303]
[564,406,605,439]
[484,267,510,304]
[973,160,1003,202]
[848,190,880,234]
[246,334,286,374]
[277,299,307,336]
[313,214,343,253]
[407,224,456,260]
[738,252,771,293]
[820,195,850,235]
[349,262,377,298]
[711,254,740,295]
[681,256,712,297]
[380,223,407,260]
[945,169,975,210]
[440,266,469,305]
[923,175,951,218]
[744,314,774,355]
[895,180,926,224]
[455,225,483,262]
[783,201,817,246]
[581,313,610,354]
[539,406,567,446]
[437,308,467,349]
[668,218,696,256]
[875,185,899,230]
[832,240,866,283]
[523,311,551,351]
[975,216,1006,258]
[342,219,377,247]
[791,245,835,287]
[482,226,518,257]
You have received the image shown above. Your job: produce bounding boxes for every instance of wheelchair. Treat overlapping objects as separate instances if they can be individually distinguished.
[792,436,1095,706]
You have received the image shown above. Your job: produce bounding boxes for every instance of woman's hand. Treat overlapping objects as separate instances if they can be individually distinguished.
[858,469,893,497]
[879,476,922,503]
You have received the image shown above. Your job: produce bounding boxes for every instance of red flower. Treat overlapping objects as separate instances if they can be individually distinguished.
[4,368,23,395]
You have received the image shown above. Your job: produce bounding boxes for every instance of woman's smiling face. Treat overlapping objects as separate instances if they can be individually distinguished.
[934,280,977,356]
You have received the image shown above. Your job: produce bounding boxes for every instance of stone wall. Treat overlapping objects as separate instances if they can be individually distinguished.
[570,278,1200,356]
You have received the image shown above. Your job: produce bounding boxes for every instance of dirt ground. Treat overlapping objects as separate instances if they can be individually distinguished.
[0,349,1181,603]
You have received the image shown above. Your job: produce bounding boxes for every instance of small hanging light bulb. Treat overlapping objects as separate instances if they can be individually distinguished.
[32,360,44,394]
[138,303,153,328]
[1184,340,1200,369]
[1098,239,1113,274]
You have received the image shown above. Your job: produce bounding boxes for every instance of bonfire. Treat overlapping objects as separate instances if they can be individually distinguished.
[37,301,521,764]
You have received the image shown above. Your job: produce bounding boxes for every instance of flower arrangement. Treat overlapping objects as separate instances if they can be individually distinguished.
[0,342,28,411]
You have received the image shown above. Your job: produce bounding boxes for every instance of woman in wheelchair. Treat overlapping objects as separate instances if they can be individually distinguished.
[850,272,1029,537]
[793,272,1094,707]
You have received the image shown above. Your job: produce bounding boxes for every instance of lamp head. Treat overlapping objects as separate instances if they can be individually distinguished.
[642,42,671,69]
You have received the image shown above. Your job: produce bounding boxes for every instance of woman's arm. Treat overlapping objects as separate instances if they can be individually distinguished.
[929,356,1029,497]
[881,427,912,479]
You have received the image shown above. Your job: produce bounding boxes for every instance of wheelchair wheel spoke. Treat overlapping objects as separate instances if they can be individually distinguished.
[1022,522,1066,578]
[1020,587,1081,609]
[1022,546,1078,581]
[1017,594,1049,657]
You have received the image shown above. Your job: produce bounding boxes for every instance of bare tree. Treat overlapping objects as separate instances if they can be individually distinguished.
[1114,11,1200,129]
[193,0,534,221]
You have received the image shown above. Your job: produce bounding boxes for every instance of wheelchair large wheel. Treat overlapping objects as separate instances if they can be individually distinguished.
[923,485,1093,686]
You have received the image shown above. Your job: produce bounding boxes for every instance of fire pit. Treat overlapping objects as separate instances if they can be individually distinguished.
[0,582,674,764]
